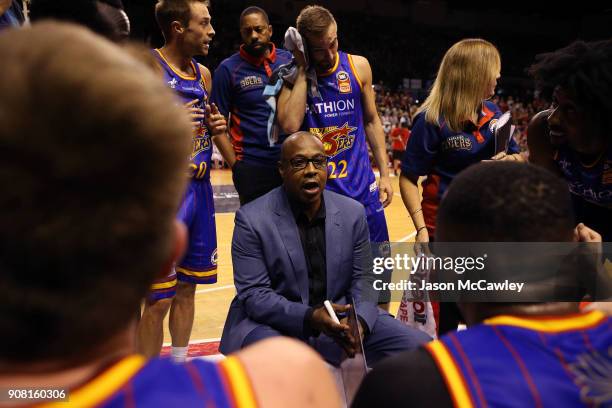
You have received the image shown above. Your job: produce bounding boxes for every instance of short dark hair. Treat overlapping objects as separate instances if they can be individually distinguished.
[155,0,209,39]
[0,22,191,363]
[30,0,129,42]
[528,39,612,137]
[239,6,269,26]
[437,162,575,242]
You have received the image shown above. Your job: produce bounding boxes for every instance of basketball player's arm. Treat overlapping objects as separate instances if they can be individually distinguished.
[203,64,236,167]
[231,338,342,408]
[208,65,237,167]
[199,64,228,137]
[276,64,308,134]
[352,55,393,207]
[527,109,560,175]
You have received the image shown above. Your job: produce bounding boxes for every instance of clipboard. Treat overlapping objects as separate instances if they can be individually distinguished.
[339,298,369,405]
[493,111,514,156]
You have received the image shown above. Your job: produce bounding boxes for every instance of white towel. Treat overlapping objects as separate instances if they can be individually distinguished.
[282,27,321,99]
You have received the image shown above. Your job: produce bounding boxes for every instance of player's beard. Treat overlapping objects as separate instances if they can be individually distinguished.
[244,42,268,57]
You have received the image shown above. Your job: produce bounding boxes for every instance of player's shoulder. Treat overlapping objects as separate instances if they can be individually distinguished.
[197,63,212,79]
[528,109,552,143]
[347,53,369,65]
[530,109,552,127]
[275,47,293,62]
[483,99,501,114]
[218,52,242,69]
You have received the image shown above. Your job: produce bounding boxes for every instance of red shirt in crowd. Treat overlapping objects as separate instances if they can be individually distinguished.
[391,127,410,151]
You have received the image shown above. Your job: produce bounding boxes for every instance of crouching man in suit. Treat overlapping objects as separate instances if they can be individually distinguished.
[220,131,430,366]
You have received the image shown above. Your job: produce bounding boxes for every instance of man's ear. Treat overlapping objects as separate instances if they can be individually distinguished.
[154,220,188,281]
[278,161,285,179]
[171,20,185,36]
[268,25,273,37]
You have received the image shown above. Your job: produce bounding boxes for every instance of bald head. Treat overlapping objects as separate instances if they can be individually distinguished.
[280,131,324,161]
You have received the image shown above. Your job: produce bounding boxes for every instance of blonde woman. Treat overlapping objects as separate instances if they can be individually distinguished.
[399,38,520,333]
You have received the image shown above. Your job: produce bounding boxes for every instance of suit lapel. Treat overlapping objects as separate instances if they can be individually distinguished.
[324,191,343,299]
[272,189,309,304]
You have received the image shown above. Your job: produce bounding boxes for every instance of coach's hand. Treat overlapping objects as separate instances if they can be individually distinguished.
[205,103,227,136]
[311,304,356,357]
[378,176,393,207]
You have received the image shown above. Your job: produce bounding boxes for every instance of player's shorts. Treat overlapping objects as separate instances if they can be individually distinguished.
[148,272,178,302]
[392,149,404,161]
[148,179,217,300]
[176,179,218,284]
[365,195,391,304]
[364,196,390,244]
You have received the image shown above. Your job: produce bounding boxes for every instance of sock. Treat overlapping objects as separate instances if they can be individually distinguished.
[171,346,188,363]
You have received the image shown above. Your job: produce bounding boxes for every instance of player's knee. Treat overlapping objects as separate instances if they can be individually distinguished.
[175,281,196,300]
[143,297,172,319]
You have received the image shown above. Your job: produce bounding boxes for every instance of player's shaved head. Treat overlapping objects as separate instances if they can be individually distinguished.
[0,22,191,365]
[437,161,574,242]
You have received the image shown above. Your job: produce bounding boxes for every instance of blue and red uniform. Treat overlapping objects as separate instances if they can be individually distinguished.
[426,310,612,407]
[401,101,520,237]
[149,49,218,300]
[41,355,258,407]
[303,51,389,244]
[554,144,612,240]
[211,44,292,166]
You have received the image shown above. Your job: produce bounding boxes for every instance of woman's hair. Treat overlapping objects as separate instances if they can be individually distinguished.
[418,38,501,132]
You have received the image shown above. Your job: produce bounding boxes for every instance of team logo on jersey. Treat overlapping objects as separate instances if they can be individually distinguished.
[442,134,473,151]
[569,349,612,406]
[211,248,218,265]
[240,75,263,89]
[168,78,178,89]
[310,122,357,157]
[336,71,352,94]
[190,126,211,160]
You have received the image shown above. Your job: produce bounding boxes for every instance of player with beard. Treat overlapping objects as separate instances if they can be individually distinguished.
[211,6,292,205]
[276,5,393,253]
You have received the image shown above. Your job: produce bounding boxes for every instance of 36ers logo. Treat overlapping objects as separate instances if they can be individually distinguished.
[190,125,211,160]
[312,122,357,157]
[336,71,352,94]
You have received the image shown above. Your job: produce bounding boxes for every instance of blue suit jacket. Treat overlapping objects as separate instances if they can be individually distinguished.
[220,187,378,354]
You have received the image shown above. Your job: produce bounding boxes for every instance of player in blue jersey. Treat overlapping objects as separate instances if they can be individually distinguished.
[399,39,519,333]
[276,5,393,247]
[353,162,611,408]
[525,40,612,241]
[137,0,227,362]
[0,23,341,408]
[210,6,293,205]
